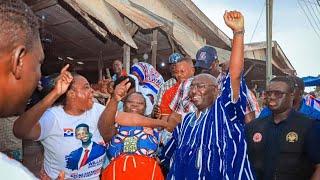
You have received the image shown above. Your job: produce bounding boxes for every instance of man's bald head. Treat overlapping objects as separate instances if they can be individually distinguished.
[189,74,219,111]
[193,74,218,86]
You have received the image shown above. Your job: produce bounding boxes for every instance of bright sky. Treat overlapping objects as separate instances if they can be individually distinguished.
[193,0,320,90]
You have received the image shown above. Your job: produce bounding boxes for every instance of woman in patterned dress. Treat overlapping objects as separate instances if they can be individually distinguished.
[101,79,164,180]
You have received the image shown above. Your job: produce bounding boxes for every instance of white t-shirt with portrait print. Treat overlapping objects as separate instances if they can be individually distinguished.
[37,103,106,180]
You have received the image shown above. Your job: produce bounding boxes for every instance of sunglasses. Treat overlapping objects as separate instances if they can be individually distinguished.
[265,90,290,98]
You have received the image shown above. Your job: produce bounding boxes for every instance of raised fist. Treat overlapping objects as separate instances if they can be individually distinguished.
[113,79,131,102]
[223,10,244,32]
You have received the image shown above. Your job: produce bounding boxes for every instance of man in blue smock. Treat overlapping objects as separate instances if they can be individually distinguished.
[160,10,255,180]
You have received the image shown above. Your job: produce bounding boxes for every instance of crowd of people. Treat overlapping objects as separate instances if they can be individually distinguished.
[0,0,320,180]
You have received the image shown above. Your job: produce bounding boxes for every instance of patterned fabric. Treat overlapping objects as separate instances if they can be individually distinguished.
[216,72,226,91]
[101,154,164,180]
[217,73,259,116]
[106,125,160,160]
[159,82,181,115]
[169,78,196,115]
[158,83,181,151]
[159,129,173,147]
[154,78,177,107]
[304,94,320,111]
[245,90,260,117]
[131,62,164,95]
[160,74,255,179]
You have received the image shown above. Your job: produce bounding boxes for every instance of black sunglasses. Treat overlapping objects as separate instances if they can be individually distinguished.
[265,90,290,98]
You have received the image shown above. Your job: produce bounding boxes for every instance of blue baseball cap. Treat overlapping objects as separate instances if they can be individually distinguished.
[168,53,183,64]
[195,46,218,70]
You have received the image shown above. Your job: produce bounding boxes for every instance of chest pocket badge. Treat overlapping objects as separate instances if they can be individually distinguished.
[253,132,262,143]
[286,132,298,143]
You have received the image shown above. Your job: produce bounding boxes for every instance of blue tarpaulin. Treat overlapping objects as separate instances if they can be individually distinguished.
[302,76,320,87]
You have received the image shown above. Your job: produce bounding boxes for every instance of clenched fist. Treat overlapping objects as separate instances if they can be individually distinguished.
[112,79,131,102]
[224,10,244,33]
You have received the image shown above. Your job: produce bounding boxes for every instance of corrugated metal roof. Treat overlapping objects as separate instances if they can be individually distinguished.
[62,0,233,57]
[106,0,163,29]
[245,41,295,74]
[64,0,138,49]
[160,0,231,49]
[124,0,231,57]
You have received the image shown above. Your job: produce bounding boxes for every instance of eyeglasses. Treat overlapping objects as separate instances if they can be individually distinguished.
[190,83,216,91]
[265,90,290,98]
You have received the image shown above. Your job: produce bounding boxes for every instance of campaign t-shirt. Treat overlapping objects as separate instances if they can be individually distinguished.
[37,103,106,180]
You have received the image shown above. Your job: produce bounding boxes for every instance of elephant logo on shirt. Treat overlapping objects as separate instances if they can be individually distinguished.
[286,131,298,143]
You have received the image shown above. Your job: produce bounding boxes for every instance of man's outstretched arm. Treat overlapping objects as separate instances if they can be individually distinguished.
[224,11,245,101]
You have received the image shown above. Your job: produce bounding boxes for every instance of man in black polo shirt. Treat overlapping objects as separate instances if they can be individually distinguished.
[246,76,320,180]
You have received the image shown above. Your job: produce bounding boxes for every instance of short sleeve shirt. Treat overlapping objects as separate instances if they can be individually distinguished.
[38,103,106,180]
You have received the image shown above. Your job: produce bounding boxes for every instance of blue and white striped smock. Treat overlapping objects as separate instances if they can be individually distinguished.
[160,74,255,180]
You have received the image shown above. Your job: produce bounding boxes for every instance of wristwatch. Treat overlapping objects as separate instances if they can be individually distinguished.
[233,29,245,36]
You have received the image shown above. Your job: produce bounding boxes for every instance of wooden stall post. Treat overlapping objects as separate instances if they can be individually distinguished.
[151,29,158,69]
[123,44,130,73]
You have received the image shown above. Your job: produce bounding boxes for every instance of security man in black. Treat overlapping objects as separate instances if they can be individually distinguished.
[245,76,320,180]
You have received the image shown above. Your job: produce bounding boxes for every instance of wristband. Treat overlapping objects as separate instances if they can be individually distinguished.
[233,29,245,36]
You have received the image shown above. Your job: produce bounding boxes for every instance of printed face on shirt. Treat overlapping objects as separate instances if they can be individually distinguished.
[174,60,195,82]
[75,127,90,143]
[266,81,293,113]
[69,76,94,111]
[113,60,123,74]
[189,74,218,111]
[124,92,146,115]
